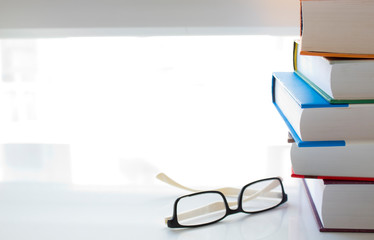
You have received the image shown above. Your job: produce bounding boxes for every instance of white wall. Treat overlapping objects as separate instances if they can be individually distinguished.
[0,0,299,37]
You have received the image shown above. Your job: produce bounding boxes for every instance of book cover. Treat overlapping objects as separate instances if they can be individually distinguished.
[299,51,374,59]
[291,169,374,182]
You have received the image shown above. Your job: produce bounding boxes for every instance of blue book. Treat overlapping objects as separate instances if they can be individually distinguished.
[272,72,374,147]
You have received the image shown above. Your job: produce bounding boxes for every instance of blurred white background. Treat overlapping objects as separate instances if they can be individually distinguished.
[0,2,311,240]
[0,35,294,188]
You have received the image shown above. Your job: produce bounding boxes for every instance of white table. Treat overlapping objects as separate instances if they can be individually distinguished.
[0,178,372,240]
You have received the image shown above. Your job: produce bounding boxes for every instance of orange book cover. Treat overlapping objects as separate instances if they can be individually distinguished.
[299,51,374,59]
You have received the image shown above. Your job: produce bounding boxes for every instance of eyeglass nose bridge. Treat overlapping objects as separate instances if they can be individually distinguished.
[226,206,242,215]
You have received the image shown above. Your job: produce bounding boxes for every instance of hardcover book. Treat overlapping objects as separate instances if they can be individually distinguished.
[287,134,374,181]
[272,72,374,143]
[293,41,374,104]
[290,141,374,181]
[302,178,374,232]
[300,0,374,58]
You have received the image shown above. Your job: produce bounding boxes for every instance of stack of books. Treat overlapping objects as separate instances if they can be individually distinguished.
[272,0,374,233]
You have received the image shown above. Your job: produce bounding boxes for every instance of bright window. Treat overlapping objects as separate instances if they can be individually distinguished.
[0,36,294,187]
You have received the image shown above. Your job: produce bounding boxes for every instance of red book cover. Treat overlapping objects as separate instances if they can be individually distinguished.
[291,169,374,182]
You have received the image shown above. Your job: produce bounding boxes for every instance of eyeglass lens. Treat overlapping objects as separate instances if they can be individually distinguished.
[176,192,226,226]
[241,179,283,212]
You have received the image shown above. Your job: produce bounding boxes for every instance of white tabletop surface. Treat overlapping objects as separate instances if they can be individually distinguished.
[0,178,373,240]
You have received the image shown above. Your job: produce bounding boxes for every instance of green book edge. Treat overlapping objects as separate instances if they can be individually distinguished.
[293,41,374,104]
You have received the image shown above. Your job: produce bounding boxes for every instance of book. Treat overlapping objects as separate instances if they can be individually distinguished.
[302,178,374,232]
[290,141,374,181]
[272,72,374,143]
[293,41,374,104]
[300,0,374,58]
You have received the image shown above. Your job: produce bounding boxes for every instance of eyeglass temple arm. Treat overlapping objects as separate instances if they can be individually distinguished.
[156,172,241,197]
[157,172,281,199]
[164,179,282,224]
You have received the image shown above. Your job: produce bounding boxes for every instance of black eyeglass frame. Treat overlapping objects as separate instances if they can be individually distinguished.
[167,177,288,228]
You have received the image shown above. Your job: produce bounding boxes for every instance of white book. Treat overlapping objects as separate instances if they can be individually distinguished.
[272,72,374,142]
[291,142,374,179]
[303,178,374,232]
[294,41,374,103]
[300,0,374,58]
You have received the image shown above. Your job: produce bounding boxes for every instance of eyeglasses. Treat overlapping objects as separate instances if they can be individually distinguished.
[157,173,288,228]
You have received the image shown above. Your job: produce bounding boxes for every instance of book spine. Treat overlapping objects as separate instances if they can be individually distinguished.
[301,179,325,232]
